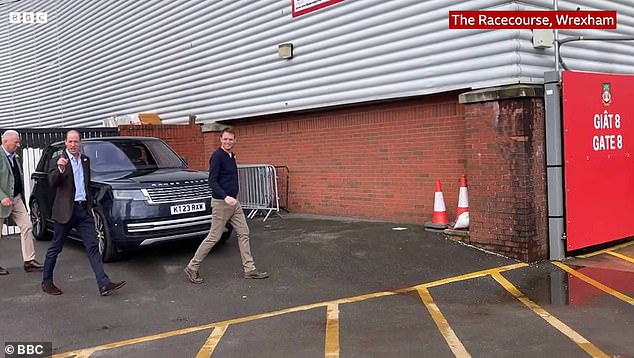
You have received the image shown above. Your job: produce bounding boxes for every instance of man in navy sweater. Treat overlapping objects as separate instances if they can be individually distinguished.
[184,128,268,283]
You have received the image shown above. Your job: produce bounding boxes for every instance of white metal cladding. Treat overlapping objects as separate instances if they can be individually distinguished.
[1,0,633,128]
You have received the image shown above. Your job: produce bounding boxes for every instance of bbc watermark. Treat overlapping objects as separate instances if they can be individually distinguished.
[4,342,52,358]
[8,12,48,24]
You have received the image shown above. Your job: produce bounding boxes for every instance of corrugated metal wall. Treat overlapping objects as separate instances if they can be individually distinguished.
[1,0,633,127]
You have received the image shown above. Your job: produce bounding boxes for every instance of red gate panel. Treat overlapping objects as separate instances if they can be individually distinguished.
[562,71,634,250]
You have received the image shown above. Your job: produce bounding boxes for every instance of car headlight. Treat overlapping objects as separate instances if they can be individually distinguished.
[113,189,149,201]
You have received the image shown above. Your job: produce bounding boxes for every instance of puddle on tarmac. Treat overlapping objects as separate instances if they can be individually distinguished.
[508,260,633,307]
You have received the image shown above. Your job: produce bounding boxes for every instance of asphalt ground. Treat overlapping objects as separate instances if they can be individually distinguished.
[0,214,632,358]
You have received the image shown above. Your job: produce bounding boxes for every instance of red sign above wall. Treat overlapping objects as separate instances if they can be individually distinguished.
[292,0,345,17]
[562,71,634,250]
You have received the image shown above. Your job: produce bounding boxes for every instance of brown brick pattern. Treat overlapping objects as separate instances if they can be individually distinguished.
[463,98,547,261]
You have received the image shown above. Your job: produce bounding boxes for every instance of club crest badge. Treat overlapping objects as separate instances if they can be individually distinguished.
[602,82,612,106]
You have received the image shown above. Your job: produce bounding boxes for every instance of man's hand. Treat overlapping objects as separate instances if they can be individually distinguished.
[224,196,237,206]
[1,197,13,207]
[57,157,69,172]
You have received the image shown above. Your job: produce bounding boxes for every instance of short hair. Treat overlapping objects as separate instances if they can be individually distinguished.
[1,130,19,141]
[66,129,81,140]
[220,127,235,138]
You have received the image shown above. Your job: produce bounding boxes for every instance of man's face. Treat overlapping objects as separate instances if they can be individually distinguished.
[3,134,20,153]
[220,132,235,152]
[65,132,81,156]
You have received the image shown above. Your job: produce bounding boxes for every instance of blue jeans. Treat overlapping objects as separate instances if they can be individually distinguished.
[42,204,110,288]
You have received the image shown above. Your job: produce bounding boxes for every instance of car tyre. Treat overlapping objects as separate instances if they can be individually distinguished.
[218,223,233,245]
[30,199,52,241]
[92,208,119,262]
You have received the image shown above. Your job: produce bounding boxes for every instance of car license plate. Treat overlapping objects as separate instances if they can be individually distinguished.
[170,202,206,215]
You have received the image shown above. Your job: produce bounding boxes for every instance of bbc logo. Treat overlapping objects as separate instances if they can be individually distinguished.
[9,12,48,24]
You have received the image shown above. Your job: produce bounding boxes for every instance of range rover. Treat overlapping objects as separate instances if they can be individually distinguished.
[29,136,231,262]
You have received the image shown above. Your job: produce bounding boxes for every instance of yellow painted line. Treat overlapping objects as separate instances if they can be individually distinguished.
[417,287,471,358]
[575,240,634,258]
[606,251,634,264]
[324,303,340,358]
[53,263,527,357]
[491,272,610,358]
[552,262,634,305]
[196,324,228,358]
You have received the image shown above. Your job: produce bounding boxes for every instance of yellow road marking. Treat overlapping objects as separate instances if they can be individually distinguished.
[417,287,471,358]
[491,272,611,358]
[53,263,527,357]
[606,251,634,263]
[324,303,340,358]
[552,262,634,305]
[196,324,228,358]
[575,240,634,258]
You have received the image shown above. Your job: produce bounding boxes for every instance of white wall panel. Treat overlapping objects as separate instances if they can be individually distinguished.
[1,0,633,128]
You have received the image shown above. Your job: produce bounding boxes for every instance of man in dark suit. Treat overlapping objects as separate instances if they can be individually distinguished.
[0,130,44,275]
[41,130,125,296]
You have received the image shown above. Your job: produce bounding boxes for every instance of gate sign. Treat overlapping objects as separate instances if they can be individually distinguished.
[562,71,634,250]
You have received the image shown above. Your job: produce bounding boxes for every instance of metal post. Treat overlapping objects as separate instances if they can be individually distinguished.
[544,71,565,260]
[553,0,560,72]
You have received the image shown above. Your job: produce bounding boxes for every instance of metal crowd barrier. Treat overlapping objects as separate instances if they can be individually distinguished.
[237,164,281,222]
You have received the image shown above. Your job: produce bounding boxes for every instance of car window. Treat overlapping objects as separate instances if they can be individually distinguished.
[144,140,186,168]
[83,142,138,172]
[82,139,185,172]
[38,145,65,171]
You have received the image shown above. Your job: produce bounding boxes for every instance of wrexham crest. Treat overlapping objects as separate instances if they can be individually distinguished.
[602,82,612,106]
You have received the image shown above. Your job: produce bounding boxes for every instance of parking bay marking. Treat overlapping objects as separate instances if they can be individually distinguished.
[575,240,634,259]
[53,263,529,358]
[552,261,634,305]
[492,272,611,358]
[606,251,634,264]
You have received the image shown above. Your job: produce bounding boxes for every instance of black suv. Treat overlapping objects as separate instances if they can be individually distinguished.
[29,136,231,262]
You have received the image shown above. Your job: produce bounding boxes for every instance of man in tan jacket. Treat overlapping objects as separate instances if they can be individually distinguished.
[0,130,43,275]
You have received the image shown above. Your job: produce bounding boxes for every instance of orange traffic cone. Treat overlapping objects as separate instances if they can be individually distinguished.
[452,175,469,229]
[425,180,449,229]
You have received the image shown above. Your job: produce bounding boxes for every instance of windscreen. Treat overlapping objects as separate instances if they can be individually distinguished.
[82,139,186,173]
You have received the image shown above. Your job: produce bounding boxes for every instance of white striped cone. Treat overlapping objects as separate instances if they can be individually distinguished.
[453,175,469,229]
[432,180,449,224]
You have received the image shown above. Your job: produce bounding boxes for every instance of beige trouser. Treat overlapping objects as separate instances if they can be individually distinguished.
[0,195,36,262]
[188,199,256,272]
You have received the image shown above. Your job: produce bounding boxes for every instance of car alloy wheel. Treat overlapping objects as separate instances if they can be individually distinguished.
[29,199,51,241]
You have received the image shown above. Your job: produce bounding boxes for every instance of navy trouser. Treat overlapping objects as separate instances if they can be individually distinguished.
[42,203,110,288]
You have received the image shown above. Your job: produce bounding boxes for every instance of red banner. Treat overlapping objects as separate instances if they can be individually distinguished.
[562,71,634,250]
[448,11,617,29]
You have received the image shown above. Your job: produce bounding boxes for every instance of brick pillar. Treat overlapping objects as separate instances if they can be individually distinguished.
[460,85,548,261]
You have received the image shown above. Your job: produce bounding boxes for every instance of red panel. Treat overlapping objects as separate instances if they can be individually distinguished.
[562,71,634,250]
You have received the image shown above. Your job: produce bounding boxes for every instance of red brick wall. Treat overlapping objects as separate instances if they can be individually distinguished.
[118,123,208,170]
[216,94,467,224]
[463,98,548,261]
[117,92,549,261]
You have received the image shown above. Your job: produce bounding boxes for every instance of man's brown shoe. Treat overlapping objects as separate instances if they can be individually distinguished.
[244,269,269,279]
[24,260,44,272]
[100,281,126,296]
[184,266,203,284]
[41,282,62,295]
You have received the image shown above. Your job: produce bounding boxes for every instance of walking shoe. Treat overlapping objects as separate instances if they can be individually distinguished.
[244,269,269,279]
[41,282,62,295]
[99,281,126,296]
[184,266,203,284]
[24,260,44,272]
[0,265,8,275]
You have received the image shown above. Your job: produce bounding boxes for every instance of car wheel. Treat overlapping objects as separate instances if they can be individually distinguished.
[218,223,233,245]
[92,208,119,262]
[30,199,51,241]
